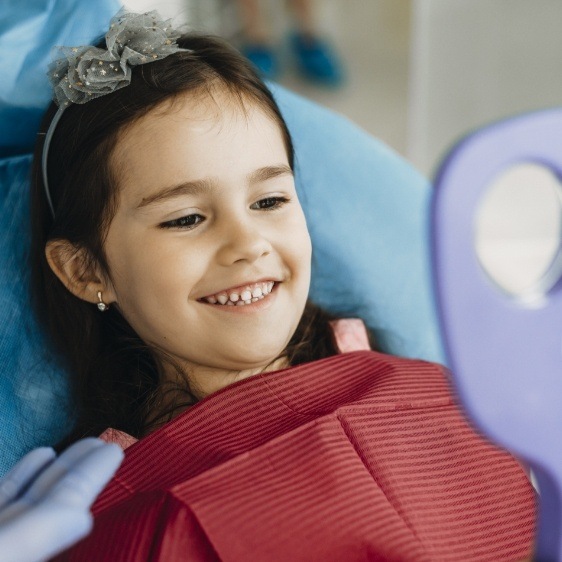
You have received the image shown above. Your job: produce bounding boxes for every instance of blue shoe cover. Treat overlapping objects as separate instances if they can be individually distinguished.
[241,43,280,80]
[289,32,344,86]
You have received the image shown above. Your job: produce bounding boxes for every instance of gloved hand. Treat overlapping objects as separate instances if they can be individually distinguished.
[0,438,123,562]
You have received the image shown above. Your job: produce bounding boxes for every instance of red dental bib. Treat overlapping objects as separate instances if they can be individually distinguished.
[55,346,535,561]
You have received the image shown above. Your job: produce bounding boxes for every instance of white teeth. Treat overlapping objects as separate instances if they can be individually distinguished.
[260,282,272,296]
[203,281,277,306]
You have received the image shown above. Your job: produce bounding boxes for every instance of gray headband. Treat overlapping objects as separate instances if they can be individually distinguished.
[41,9,190,218]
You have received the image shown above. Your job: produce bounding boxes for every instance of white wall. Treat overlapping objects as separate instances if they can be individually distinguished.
[123,0,193,24]
[408,0,562,176]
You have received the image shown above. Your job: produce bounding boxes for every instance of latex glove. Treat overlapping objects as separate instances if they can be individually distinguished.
[0,438,123,562]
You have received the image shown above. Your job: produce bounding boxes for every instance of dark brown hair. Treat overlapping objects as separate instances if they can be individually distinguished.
[30,33,344,450]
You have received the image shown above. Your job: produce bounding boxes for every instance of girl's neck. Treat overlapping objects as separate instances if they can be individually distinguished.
[143,355,291,437]
[188,355,291,400]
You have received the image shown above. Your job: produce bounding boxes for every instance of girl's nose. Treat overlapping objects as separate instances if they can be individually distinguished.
[215,217,272,266]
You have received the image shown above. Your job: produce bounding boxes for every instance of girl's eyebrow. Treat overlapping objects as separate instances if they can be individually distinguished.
[136,164,293,209]
[249,163,293,184]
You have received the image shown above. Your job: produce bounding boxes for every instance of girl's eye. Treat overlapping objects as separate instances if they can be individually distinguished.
[251,196,290,211]
[160,214,204,230]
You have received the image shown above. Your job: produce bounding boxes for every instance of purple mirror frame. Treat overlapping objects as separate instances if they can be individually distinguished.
[431,108,562,561]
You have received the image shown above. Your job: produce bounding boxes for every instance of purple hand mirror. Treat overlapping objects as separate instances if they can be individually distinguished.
[431,109,562,562]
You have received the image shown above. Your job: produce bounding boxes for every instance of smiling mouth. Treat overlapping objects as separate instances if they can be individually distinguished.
[198,281,277,307]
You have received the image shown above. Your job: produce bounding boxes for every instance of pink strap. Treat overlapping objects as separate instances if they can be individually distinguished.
[329,318,371,353]
[99,427,138,451]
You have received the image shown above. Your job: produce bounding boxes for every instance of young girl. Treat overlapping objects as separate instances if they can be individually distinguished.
[31,10,535,561]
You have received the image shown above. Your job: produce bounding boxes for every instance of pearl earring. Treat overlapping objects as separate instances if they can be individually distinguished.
[97,290,109,312]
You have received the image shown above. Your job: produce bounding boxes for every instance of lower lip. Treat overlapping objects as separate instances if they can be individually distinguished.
[198,283,279,314]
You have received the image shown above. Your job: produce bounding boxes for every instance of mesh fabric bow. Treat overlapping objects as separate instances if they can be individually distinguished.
[48,9,189,106]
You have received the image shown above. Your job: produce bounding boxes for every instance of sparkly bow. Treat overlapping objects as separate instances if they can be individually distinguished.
[48,9,189,106]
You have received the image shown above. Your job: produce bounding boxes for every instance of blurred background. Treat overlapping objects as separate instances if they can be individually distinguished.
[125,0,562,296]
[124,0,410,161]
[123,0,562,178]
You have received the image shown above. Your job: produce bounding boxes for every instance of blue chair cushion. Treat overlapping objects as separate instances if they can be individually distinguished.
[0,0,120,158]
[0,154,72,475]
[0,0,444,476]
[270,82,443,363]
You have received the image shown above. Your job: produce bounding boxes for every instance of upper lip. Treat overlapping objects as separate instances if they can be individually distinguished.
[197,278,281,299]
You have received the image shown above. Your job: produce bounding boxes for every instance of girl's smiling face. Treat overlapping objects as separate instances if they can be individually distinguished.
[101,89,312,396]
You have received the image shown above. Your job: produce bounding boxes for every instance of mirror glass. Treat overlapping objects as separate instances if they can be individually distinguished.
[475,163,562,299]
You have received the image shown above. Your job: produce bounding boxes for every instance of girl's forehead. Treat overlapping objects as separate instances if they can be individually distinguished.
[111,90,289,205]
[132,88,264,133]
[116,89,278,158]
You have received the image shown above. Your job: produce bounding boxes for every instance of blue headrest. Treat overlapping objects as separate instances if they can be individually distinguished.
[0,0,120,158]
[270,83,443,362]
[0,0,444,475]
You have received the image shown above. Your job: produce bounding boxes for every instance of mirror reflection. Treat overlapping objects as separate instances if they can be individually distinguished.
[475,163,562,299]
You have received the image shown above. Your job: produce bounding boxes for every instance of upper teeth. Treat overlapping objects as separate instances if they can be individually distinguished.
[203,281,275,306]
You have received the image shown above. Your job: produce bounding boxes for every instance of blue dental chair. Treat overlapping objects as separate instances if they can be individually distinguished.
[0,0,444,476]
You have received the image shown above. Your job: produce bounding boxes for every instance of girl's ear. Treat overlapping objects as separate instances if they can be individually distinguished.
[45,239,117,305]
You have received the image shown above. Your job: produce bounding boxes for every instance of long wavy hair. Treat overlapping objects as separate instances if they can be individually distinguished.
[30,33,354,450]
